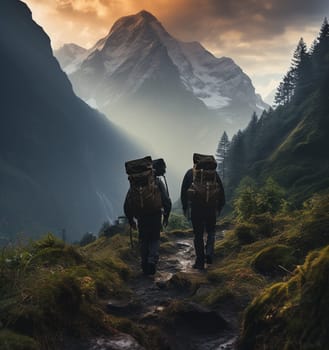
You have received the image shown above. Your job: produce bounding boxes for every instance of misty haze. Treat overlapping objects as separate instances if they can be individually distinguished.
[54,10,268,194]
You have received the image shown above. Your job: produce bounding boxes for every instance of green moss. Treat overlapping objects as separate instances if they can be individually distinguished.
[214,230,240,258]
[0,330,39,350]
[284,194,329,259]
[249,213,274,237]
[239,245,329,350]
[252,244,297,276]
[235,223,258,244]
[202,287,236,307]
[168,272,205,294]
[0,233,133,349]
[32,233,64,250]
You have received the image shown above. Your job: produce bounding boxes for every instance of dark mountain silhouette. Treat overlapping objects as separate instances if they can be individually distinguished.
[0,0,143,240]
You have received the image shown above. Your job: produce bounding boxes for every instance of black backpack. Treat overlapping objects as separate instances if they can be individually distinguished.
[153,158,169,196]
[125,156,162,215]
[187,153,220,207]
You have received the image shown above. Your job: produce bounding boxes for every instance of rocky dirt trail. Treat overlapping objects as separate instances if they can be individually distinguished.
[104,230,239,350]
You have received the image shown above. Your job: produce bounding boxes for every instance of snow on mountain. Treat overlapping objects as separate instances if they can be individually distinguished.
[53,10,269,183]
[55,10,268,114]
[54,43,87,70]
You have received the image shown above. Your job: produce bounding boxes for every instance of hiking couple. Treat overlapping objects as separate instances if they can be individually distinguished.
[124,154,225,275]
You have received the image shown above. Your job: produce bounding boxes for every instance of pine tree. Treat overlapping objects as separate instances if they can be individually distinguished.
[244,112,259,163]
[215,131,230,181]
[274,81,285,106]
[312,18,329,84]
[274,69,295,106]
[226,130,245,193]
[275,38,311,105]
[318,17,329,41]
[292,38,311,99]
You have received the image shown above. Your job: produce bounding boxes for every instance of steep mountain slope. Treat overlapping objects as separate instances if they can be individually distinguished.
[225,26,329,204]
[55,11,267,176]
[262,89,329,201]
[0,0,142,240]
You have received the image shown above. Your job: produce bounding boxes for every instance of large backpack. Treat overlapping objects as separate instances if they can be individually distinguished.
[125,156,162,216]
[187,153,220,208]
[153,158,169,196]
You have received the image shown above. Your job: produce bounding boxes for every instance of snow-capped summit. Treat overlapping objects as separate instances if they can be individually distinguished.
[57,10,267,116]
[54,11,268,176]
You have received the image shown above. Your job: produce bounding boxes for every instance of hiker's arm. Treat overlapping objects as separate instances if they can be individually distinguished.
[158,179,172,218]
[180,169,192,213]
[123,191,135,226]
[216,173,226,212]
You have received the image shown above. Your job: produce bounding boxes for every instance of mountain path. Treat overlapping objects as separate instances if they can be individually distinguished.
[105,230,238,350]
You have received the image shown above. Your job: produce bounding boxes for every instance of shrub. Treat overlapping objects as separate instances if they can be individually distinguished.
[233,177,285,221]
[287,193,329,258]
[79,232,96,247]
[249,213,274,237]
[235,223,258,245]
[166,213,190,231]
[252,244,297,276]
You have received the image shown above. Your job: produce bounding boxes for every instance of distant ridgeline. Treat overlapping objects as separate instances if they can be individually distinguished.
[221,18,329,206]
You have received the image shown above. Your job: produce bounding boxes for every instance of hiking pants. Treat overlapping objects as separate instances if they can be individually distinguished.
[137,212,162,267]
[191,208,216,263]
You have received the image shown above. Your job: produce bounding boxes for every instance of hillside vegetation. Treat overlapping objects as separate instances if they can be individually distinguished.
[1,191,329,349]
[224,18,329,206]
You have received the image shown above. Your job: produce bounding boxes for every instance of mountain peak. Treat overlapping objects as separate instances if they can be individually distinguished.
[109,10,161,35]
[135,10,157,22]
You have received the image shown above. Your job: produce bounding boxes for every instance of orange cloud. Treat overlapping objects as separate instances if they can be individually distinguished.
[23,0,328,96]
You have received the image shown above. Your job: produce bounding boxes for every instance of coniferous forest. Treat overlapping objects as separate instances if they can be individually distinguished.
[220,18,329,207]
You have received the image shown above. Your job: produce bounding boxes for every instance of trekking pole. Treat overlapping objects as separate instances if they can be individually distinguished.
[130,226,134,249]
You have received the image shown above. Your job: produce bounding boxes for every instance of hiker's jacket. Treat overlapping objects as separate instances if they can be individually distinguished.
[124,177,171,225]
[180,168,225,213]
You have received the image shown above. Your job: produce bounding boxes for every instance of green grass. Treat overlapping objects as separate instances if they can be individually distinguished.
[0,330,39,350]
[0,232,134,349]
[1,194,328,349]
[238,245,329,350]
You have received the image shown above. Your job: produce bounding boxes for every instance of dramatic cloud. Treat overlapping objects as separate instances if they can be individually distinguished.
[24,0,329,98]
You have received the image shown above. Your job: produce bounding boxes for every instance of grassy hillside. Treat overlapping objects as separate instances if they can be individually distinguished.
[225,20,329,206]
[1,194,328,349]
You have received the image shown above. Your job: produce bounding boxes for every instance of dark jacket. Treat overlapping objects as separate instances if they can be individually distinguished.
[124,177,171,224]
[180,168,225,213]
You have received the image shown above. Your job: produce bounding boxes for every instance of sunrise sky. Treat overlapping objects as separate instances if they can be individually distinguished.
[24,0,329,100]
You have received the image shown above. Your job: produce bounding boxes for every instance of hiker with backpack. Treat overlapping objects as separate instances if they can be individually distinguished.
[181,153,225,270]
[124,156,171,275]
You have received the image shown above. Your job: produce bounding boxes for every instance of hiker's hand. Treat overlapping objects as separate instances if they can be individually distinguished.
[163,216,169,228]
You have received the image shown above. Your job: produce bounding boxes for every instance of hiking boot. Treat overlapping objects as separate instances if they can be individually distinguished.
[205,255,213,264]
[192,261,205,270]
